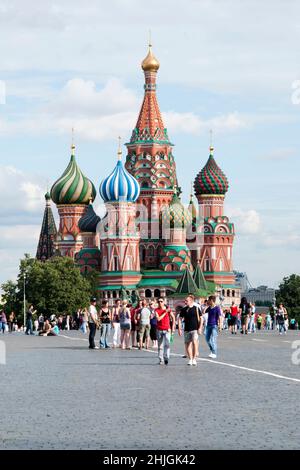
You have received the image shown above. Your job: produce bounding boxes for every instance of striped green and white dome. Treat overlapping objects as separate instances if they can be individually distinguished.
[51,145,96,205]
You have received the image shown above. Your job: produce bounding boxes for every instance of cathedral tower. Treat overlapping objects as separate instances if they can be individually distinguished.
[99,143,141,297]
[50,143,96,257]
[125,43,178,269]
[36,192,58,261]
[194,145,236,289]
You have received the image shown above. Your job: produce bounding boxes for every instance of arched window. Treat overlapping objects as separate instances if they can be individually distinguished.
[154,289,161,298]
[113,291,117,299]
[204,259,210,271]
[227,290,231,297]
[222,289,225,296]
[232,290,235,297]
[148,245,154,257]
[145,289,152,298]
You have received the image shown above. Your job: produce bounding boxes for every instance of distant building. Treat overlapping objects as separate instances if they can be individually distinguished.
[234,271,251,293]
[244,285,276,305]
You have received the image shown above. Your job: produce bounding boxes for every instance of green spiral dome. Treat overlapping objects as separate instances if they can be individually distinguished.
[161,193,192,229]
[51,147,96,205]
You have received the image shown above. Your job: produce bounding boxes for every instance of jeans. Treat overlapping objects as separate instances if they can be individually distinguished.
[88,322,96,348]
[206,325,218,355]
[25,319,33,335]
[100,323,111,348]
[80,321,87,334]
[279,323,286,334]
[157,330,170,362]
[248,317,256,332]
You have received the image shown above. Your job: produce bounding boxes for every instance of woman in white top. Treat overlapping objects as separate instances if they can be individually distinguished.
[111,299,121,348]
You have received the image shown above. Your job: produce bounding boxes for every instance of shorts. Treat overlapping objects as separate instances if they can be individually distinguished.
[230,316,237,326]
[184,330,198,343]
[139,324,150,338]
[120,324,131,330]
[241,315,248,326]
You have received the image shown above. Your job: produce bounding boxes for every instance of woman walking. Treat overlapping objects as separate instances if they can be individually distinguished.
[112,299,121,348]
[0,311,7,334]
[99,300,111,349]
[119,300,131,350]
[277,303,287,335]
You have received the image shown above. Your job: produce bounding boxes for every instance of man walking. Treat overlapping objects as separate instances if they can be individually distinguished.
[25,305,36,335]
[178,294,203,366]
[205,295,221,359]
[155,298,175,365]
[88,298,99,349]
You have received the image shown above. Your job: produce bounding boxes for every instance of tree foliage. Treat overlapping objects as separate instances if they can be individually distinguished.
[1,255,93,320]
[276,274,300,323]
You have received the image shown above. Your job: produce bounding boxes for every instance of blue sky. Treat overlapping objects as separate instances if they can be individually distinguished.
[0,0,300,288]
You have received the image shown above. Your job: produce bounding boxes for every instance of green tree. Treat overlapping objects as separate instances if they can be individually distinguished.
[276,274,300,324]
[1,255,94,321]
[1,280,18,313]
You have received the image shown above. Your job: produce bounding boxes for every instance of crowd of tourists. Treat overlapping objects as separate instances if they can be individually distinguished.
[87,294,221,365]
[1,295,296,366]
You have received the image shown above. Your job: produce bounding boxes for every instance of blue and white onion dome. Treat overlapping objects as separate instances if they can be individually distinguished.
[99,142,140,203]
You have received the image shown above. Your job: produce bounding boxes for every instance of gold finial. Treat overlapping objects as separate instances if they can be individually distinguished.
[117,136,122,161]
[71,127,75,156]
[141,35,160,72]
[209,129,214,154]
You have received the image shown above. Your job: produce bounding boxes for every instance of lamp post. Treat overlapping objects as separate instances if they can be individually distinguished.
[23,272,26,331]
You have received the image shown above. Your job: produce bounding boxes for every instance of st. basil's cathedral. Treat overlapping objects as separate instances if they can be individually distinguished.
[36,44,241,308]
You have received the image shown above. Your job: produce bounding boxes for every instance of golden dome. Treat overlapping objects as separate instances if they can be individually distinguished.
[141,44,160,72]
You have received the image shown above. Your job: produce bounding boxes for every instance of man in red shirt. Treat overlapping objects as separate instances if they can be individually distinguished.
[230,301,238,335]
[155,298,176,365]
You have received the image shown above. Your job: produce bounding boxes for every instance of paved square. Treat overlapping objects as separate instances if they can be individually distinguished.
[0,330,299,450]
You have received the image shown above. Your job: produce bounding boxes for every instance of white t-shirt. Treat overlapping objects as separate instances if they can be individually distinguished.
[88,305,98,323]
[140,307,151,325]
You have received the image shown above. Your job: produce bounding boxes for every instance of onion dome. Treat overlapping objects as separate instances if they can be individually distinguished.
[51,144,96,205]
[78,201,100,233]
[161,191,192,229]
[194,146,229,196]
[99,141,140,203]
[141,44,160,72]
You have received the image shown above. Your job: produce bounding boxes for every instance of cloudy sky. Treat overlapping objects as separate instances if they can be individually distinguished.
[0,0,300,288]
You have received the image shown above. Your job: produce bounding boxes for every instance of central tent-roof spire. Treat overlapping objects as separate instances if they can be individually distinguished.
[128,40,169,145]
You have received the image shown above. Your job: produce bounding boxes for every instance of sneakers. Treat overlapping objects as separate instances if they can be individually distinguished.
[158,360,164,365]
[208,353,217,359]
[164,359,168,365]
[187,359,193,366]
[192,359,197,366]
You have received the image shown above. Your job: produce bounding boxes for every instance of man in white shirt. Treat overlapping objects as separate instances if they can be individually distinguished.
[88,298,99,350]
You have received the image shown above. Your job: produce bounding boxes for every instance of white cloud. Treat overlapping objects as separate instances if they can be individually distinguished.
[1,77,294,141]
[0,165,45,222]
[227,207,261,234]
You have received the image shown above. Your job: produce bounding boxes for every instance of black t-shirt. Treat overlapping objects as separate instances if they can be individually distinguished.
[27,310,33,321]
[180,305,201,332]
[100,309,111,324]
[239,303,250,316]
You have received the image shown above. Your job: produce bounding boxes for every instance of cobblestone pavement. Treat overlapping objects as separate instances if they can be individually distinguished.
[0,329,299,450]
